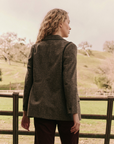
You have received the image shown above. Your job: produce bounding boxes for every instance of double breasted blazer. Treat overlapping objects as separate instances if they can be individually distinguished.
[23,35,81,121]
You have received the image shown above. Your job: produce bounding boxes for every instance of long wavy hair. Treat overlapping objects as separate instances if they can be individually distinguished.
[36,8,68,44]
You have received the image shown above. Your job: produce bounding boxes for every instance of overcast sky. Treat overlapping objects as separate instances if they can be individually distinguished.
[0,0,114,51]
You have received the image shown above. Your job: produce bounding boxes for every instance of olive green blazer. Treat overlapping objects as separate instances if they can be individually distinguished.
[23,35,81,121]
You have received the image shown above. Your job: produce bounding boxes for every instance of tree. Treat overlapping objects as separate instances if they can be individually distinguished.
[12,41,30,65]
[0,32,33,65]
[78,41,92,57]
[0,32,18,64]
[103,41,114,53]
[12,38,33,65]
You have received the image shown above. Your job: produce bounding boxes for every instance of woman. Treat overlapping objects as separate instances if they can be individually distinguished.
[21,8,81,144]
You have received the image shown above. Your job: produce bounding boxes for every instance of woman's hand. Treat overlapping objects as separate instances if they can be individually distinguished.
[21,111,30,131]
[70,113,80,134]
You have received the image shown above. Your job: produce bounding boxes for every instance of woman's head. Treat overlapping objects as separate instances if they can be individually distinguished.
[36,8,71,43]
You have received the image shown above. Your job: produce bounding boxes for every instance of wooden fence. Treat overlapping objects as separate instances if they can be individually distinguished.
[0,92,114,144]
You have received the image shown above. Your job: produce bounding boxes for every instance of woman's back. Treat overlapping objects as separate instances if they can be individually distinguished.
[26,35,80,121]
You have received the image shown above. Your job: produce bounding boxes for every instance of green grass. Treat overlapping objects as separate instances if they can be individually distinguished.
[0,97,114,122]
[0,97,114,144]
[80,101,107,115]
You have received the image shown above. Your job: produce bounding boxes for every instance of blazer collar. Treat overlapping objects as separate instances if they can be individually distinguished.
[43,35,64,41]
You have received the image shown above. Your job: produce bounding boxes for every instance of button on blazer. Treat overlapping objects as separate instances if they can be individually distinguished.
[23,35,81,121]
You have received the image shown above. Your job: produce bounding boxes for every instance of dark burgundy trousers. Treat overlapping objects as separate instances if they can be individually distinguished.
[34,118,79,144]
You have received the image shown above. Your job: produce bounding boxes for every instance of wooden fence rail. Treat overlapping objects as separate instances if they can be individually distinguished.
[0,92,114,144]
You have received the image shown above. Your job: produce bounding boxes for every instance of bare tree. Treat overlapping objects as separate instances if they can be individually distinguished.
[0,32,33,65]
[78,41,92,57]
[103,41,114,53]
[0,32,17,64]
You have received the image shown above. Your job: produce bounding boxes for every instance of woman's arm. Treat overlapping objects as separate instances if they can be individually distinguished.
[63,42,80,133]
[21,45,34,131]
[63,42,78,114]
[23,45,34,111]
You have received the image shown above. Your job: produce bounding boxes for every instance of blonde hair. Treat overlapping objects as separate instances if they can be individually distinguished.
[36,8,68,43]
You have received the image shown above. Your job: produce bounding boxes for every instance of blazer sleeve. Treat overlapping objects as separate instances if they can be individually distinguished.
[63,42,78,114]
[23,45,34,111]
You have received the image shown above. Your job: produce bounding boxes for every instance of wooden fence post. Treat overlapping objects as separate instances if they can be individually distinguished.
[104,96,113,144]
[13,92,19,144]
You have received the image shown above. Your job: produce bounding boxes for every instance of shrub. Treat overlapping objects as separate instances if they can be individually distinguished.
[95,75,111,89]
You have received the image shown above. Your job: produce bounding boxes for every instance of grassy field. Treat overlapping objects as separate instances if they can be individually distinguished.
[0,50,113,95]
[0,97,114,144]
[0,50,114,143]
[0,60,26,90]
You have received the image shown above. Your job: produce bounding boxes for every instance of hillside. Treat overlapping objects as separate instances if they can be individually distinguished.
[0,50,112,95]
[0,60,26,90]
[77,50,112,95]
